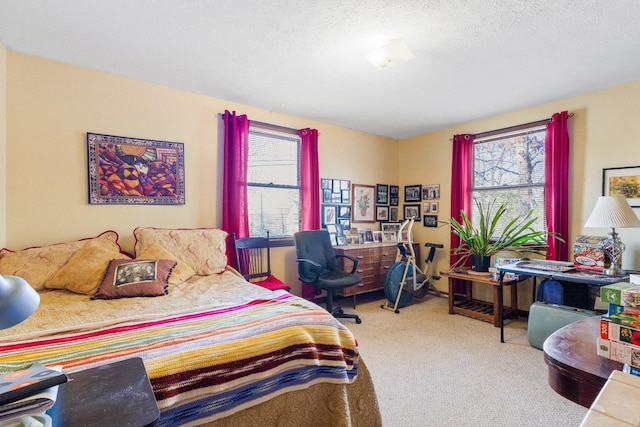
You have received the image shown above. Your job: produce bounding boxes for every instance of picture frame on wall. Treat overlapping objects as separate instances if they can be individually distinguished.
[322,204,337,227]
[376,206,389,221]
[603,166,640,207]
[404,185,422,202]
[430,201,439,213]
[376,184,389,205]
[87,132,185,205]
[404,204,420,220]
[422,184,440,200]
[423,214,438,228]
[390,207,399,222]
[352,184,376,222]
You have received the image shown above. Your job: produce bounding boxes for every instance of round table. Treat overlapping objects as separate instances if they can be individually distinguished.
[543,315,622,407]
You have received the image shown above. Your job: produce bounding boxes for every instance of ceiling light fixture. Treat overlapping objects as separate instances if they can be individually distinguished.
[364,38,415,70]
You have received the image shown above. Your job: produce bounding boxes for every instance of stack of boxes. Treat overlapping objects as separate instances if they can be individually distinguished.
[597,274,640,375]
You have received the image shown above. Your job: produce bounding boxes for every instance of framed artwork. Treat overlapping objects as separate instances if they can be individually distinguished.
[352,184,376,222]
[423,202,431,213]
[339,218,351,230]
[424,214,438,228]
[376,206,389,221]
[390,207,399,222]
[321,178,332,189]
[87,132,185,205]
[390,185,399,196]
[603,166,640,207]
[322,204,337,226]
[422,184,440,200]
[373,231,382,243]
[404,185,422,202]
[390,196,399,206]
[376,184,389,205]
[341,189,351,204]
[404,204,420,220]
[321,177,350,204]
[430,201,439,213]
[339,205,351,218]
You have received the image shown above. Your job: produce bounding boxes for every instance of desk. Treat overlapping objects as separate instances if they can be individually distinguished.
[440,270,520,339]
[543,315,622,408]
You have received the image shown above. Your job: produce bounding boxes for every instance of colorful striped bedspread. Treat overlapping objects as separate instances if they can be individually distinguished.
[0,274,359,426]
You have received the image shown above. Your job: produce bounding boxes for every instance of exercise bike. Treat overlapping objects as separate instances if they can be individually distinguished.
[381,217,443,313]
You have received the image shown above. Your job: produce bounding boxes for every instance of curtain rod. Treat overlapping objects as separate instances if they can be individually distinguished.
[218,113,299,133]
[449,112,574,141]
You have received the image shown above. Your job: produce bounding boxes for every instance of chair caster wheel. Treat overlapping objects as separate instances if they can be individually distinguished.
[380,304,385,309]
[394,309,400,314]
[356,318,362,324]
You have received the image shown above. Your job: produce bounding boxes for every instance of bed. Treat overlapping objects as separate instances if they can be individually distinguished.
[0,228,381,426]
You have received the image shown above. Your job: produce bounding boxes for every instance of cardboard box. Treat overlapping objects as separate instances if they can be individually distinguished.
[601,282,636,305]
[607,339,640,366]
[573,235,607,272]
[622,287,640,308]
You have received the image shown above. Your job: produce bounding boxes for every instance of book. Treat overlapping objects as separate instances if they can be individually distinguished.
[0,384,59,422]
[0,362,67,407]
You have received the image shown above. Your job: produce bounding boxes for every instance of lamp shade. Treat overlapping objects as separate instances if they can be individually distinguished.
[0,274,40,329]
[584,195,640,228]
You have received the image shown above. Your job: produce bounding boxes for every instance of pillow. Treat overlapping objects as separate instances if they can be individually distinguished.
[135,243,195,284]
[0,231,121,292]
[134,227,228,275]
[45,239,130,294]
[93,259,176,299]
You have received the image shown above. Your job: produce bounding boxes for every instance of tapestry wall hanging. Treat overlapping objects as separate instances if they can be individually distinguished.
[87,133,185,205]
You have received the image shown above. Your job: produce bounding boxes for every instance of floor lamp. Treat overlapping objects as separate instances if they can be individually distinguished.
[0,274,40,329]
[584,195,640,275]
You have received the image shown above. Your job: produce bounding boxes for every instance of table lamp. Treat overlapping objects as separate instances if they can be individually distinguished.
[0,274,40,329]
[584,195,640,275]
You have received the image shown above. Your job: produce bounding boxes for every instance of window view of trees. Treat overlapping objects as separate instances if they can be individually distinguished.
[472,128,547,234]
[247,128,301,237]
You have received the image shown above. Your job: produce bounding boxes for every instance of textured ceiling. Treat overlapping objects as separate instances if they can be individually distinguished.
[1,0,640,139]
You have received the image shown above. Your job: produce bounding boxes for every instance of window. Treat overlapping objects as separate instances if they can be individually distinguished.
[472,126,547,234]
[247,124,301,238]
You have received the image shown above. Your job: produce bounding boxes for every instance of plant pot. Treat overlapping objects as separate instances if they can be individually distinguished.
[471,255,492,272]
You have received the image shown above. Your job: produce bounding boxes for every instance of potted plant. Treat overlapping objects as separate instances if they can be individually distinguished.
[445,198,563,272]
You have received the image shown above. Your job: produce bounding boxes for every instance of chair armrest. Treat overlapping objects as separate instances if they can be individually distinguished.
[296,258,323,283]
[335,254,359,274]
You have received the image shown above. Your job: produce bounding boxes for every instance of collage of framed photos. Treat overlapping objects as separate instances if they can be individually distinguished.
[321,178,441,246]
[402,183,440,228]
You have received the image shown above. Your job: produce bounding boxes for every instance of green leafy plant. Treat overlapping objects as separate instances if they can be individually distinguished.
[444,198,563,267]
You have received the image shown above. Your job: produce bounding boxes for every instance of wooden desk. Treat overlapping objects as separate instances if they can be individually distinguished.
[440,270,519,338]
[543,315,622,408]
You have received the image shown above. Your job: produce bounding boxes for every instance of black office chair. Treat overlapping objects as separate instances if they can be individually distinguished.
[232,231,291,292]
[293,230,362,323]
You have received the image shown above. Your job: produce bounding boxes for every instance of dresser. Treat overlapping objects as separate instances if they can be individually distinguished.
[335,243,420,307]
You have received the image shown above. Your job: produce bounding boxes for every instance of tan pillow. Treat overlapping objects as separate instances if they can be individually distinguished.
[0,231,121,291]
[136,243,195,284]
[133,227,228,275]
[93,259,175,300]
[45,239,130,294]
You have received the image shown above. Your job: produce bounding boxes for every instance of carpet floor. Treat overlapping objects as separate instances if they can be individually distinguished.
[344,291,588,426]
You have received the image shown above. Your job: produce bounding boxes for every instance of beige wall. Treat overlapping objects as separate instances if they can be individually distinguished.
[400,82,640,305]
[3,51,398,295]
[4,49,640,303]
[0,42,7,248]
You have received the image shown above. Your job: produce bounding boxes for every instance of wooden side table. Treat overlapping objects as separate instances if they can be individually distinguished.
[441,270,520,340]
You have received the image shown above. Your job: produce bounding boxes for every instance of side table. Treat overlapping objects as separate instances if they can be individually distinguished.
[441,269,521,342]
[48,357,159,427]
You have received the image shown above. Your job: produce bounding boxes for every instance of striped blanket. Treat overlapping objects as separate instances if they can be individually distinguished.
[0,274,359,426]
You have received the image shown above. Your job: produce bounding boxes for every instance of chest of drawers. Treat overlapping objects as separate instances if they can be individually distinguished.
[335,243,420,305]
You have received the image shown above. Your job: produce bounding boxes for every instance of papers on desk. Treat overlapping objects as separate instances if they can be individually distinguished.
[515,260,576,273]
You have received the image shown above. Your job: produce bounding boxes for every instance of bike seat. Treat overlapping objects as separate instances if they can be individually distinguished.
[425,242,444,248]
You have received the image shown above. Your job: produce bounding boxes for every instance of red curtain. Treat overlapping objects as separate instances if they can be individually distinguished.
[544,111,570,261]
[450,134,475,293]
[222,110,250,268]
[299,128,320,299]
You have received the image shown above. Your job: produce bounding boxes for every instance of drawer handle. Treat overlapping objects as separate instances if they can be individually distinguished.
[356,255,364,259]
[357,269,364,273]
[384,266,390,269]
[357,283,364,287]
